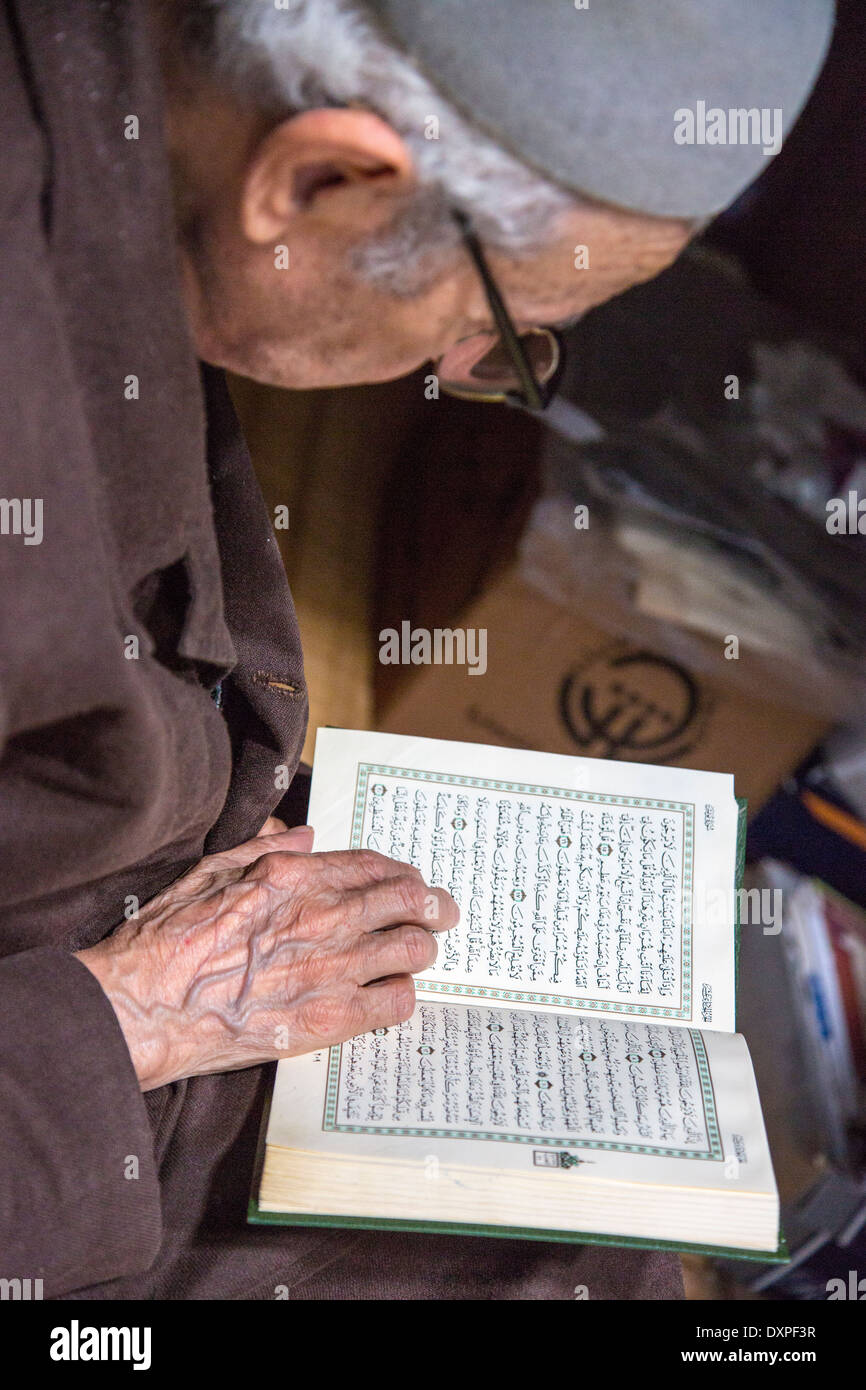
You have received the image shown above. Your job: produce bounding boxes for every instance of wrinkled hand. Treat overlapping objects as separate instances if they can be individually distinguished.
[76,824,459,1091]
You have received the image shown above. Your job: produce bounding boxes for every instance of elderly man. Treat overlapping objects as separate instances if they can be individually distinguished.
[0,0,833,1300]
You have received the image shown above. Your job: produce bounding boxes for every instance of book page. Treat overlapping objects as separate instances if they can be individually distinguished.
[266,1001,775,1204]
[309,728,739,1029]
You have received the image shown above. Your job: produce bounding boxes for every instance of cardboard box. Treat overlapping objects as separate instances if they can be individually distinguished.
[378,569,826,813]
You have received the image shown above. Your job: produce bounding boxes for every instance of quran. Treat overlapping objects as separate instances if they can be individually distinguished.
[250,728,782,1260]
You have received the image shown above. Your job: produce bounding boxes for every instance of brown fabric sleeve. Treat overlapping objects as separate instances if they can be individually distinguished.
[0,948,161,1297]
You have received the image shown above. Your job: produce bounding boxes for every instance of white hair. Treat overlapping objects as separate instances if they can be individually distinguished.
[178,0,576,292]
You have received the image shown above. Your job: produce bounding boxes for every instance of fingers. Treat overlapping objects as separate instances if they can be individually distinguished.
[199,842,459,954]
[344,874,460,934]
[241,845,455,907]
[245,851,460,941]
[359,974,417,1031]
[353,922,439,983]
[213,840,394,881]
[303,848,427,891]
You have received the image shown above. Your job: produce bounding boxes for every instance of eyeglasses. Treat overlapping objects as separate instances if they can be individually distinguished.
[435,209,566,411]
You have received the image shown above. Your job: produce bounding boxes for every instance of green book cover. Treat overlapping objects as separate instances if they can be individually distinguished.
[734,794,748,1024]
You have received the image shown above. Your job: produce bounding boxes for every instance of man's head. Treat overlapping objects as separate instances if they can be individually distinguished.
[157,0,833,392]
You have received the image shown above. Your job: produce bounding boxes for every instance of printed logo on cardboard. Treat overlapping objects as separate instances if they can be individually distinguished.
[559,645,709,763]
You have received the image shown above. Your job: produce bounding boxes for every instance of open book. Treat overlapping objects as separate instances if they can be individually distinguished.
[250,729,782,1260]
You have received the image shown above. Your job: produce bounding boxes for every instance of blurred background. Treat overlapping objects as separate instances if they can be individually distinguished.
[230,0,866,1301]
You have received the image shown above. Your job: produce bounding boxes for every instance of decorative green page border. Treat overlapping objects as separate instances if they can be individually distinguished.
[323,1026,722,1161]
[352,763,695,1018]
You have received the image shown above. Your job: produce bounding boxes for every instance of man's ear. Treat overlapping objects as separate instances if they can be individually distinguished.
[241,107,415,244]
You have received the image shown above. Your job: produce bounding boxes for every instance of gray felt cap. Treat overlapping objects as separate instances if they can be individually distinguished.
[366,0,836,218]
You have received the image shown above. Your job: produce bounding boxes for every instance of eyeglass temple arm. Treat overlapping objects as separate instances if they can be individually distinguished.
[451,211,545,411]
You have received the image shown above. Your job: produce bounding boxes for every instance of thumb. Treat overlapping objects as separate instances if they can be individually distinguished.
[256,815,288,837]
[206,823,316,873]
[267,823,315,852]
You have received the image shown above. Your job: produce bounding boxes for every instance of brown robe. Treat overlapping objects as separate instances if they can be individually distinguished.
[0,0,682,1301]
